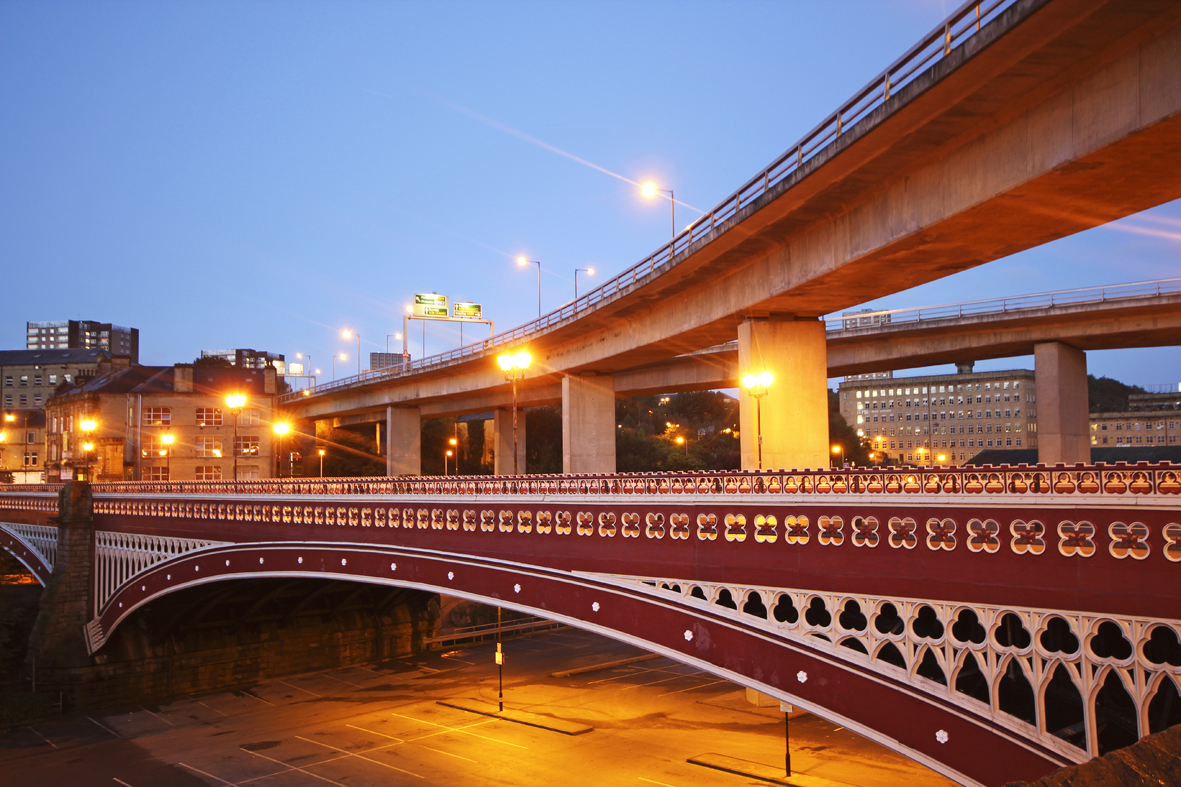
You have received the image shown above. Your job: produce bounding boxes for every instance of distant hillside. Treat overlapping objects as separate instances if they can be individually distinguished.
[1088,374,1146,413]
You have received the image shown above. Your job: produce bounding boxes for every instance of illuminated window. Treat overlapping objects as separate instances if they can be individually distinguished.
[196,407,222,427]
[235,436,260,456]
[143,407,171,426]
[195,465,223,481]
[196,437,223,458]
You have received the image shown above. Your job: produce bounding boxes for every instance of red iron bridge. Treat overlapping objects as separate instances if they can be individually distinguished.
[2,462,1180,786]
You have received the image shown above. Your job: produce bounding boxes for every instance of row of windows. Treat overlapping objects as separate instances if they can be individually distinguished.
[4,394,42,407]
[857,393,1026,409]
[1093,421,1177,431]
[143,466,262,481]
[141,436,261,458]
[141,407,260,427]
[853,380,1024,398]
[892,437,1023,450]
[870,422,1023,438]
[859,409,1023,424]
[1095,435,1177,446]
[3,373,69,387]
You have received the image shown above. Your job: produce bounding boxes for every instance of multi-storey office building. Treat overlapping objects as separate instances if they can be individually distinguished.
[200,349,285,374]
[838,367,1038,466]
[0,409,45,483]
[1090,388,1179,448]
[26,320,138,363]
[46,364,279,482]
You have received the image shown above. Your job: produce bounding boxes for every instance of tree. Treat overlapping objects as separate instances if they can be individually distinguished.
[1088,374,1146,412]
[192,355,232,368]
[308,426,385,477]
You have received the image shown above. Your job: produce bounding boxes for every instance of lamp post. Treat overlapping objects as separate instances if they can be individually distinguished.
[274,423,290,478]
[641,182,675,243]
[0,431,7,473]
[80,419,97,481]
[741,371,773,470]
[831,444,843,469]
[342,330,361,374]
[497,351,532,475]
[332,353,346,381]
[445,449,453,476]
[574,267,594,301]
[296,353,313,389]
[161,432,175,479]
[448,437,458,475]
[318,448,326,477]
[226,394,246,481]
[386,333,402,353]
[517,257,542,317]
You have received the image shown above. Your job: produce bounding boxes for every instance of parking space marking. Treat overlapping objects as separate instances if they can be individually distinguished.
[177,762,233,785]
[295,735,423,779]
[417,745,477,763]
[138,706,175,726]
[346,724,405,742]
[317,671,365,689]
[196,700,229,717]
[239,747,351,786]
[276,680,321,698]
[237,690,274,706]
[622,671,707,689]
[657,679,728,696]
[638,778,680,787]
[26,726,57,748]
[88,716,121,738]
[389,712,529,749]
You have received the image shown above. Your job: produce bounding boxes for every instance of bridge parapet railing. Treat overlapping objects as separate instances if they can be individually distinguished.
[36,462,1178,499]
[280,0,1022,406]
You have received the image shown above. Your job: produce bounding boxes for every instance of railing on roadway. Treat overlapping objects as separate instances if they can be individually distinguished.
[8,463,1177,500]
[829,277,1181,331]
[424,616,565,647]
[280,0,1020,405]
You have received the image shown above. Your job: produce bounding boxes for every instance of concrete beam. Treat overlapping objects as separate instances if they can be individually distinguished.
[738,318,829,472]
[1034,342,1091,465]
[492,408,526,475]
[563,375,615,474]
[386,406,421,476]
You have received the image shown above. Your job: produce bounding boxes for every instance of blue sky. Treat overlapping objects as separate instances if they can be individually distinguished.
[2,0,1177,388]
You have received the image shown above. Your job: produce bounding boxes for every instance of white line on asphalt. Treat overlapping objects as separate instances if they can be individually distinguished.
[586,665,663,684]
[657,679,727,696]
[239,747,351,786]
[317,671,365,688]
[196,700,229,717]
[237,690,275,706]
[138,705,175,726]
[112,779,134,787]
[88,716,121,737]
[638,778,680,787]
[346,724,405,742]
[295,735,424,778]
[623,671,706,689]
[417,745,478,763]
[25,726,57,748]
[390,712,528,749]
[177,762,234,785]
[277,680,322,698]
[833,726,845,732]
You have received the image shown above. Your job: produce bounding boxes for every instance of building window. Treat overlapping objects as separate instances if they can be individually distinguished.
[195,465,223,481]
[196,407,222,427]
[141,437,166,458]
[235,436,260,456]
[19,376,27,386]
[23,452,38,466]
[33,395,42,406]
[3,376,11,387]
[19,395,27,406]
[33,376,42,386]
[26,432,35,444]
[143,407,171,426]
[236,466,260,480]
[196,437,223,458]
[143,467,169,482]
[49,374,57,385]
[3,396,10,407]
[237,409,261,427]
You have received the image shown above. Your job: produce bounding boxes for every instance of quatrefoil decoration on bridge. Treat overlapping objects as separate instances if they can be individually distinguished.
[1107,521,1150,560]
[925,518,956,551]
[669,513,690,540]
[1057,520,1096,558]
[697,513,718,541]
[620,512,641,539]
[887,517,917,550]
[1009,519,1046,555]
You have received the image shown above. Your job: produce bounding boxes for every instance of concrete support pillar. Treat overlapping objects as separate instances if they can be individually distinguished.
[492,408,527,475]
[738,317,829,471]
[1034,342,1091,465]
[562,374,616,474]
[385,406,421,476]
[28,481,95,667]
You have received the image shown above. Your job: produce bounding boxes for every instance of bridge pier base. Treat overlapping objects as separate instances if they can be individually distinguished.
[1034,341,1091,465]
[493,408,527,475]
[738,317,828,471]
[27,482,94,671]
[563,374,616,474]
[386,406,421,476]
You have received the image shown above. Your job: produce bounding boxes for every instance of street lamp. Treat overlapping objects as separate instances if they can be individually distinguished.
[161,432,175,479]
[386,333,402,353]
[574,267,594,300]
[448,437,458,475]
[80,419,97,481]
[741,371,773,470]
[641,181,675,243]
[296,353,313,389]
[226,394,246,481]
[342,330,361,374]
[445,449,453,476]
[318,447,326,477]
[274,423,290,478]
[517,257,542,317]
[831,444,843,468]
[497,351,532,475]
[332,353,347,381]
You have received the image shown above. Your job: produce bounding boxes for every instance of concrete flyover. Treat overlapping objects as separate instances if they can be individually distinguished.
[283,0,1181,472]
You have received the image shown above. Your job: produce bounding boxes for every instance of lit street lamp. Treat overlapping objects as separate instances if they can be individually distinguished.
[497,351,532,475]
[445,449,453,475]
[448,437,458,475]
[274,423,290,478]
[332,353,347,381]
[831,444,843,468]
[641,181,675,242]
[741,371,773,470]
[574,267,594,300]
[162,432,175,479]
[386,333,402,353]
[226,394,246,481]
[517,257,542,317]
[318,448,326,477]
[342,329,361,374]
[80,419,97,481]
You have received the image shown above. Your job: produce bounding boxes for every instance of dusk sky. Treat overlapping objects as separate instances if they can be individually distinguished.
[2,1,1178,389]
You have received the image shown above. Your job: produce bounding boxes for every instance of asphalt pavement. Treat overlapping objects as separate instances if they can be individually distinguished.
[0,628,955,787]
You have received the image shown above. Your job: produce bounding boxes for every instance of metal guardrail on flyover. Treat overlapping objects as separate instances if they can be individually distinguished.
[280,0,1020,405]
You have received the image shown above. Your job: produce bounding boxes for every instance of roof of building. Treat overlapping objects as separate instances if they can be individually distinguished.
[0,349,112,366]
[965,447,1181,466]
[51,365,274,399]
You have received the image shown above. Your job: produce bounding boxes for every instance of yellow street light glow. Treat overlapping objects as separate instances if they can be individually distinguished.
[318,448,326,456]
[342,329,351,339]
[514,352,531,369]
[225,394,246,409]
[449,438,457,446]
[937,454,947,462]
[161,434,175,445]
[586,267,595,276]
[158,449,167,456]
[831,445,843,454]
[498,354,515,371]
[274,423,290,435]
[741,374,757,389]
[446,450,453,457]
[517,256,528,266]
[81,420,97,432]
[339,353,347,361]
[675,436,685,445]
[0,434,6,442]
[83,442,94,452]
[757,371,773,387]
[3,414,14,422]
[405,305,413,313]
[302,390,311,396]
[641,181,658,198]
[212,449,222,457]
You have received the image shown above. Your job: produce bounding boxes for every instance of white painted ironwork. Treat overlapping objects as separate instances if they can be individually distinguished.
[603,574,1181,763]
[94,531,229,610]
[2,523,58,571]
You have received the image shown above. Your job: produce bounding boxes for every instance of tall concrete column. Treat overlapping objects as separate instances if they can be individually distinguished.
[386,406,421,476]
[492,408,527,475]
[563,374,615,474]
[738,317,829,471]
[1034,342,1091,465]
